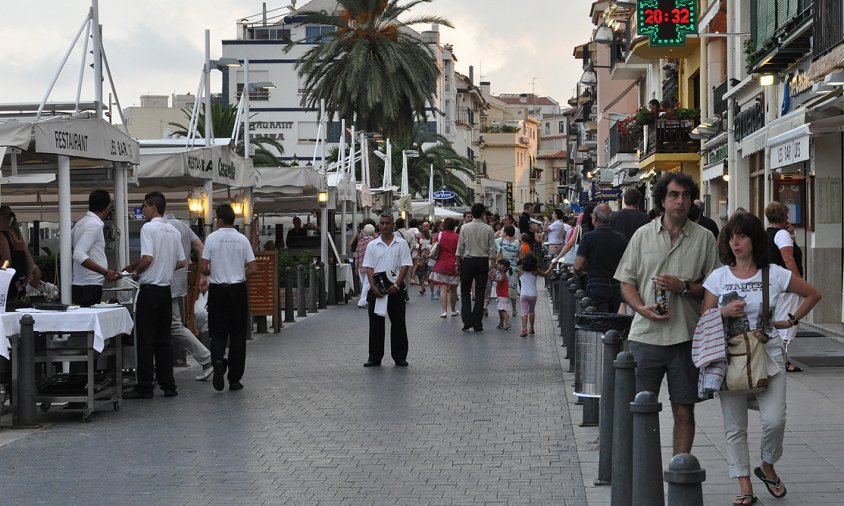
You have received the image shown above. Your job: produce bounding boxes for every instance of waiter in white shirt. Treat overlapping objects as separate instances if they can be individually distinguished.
[199,204,257,392]
[122,192,185,399]
[362,213,412,368]
[71,190,121,306]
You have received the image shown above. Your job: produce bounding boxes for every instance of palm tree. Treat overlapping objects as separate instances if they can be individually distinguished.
[288,0,451,140]
[168,103,286,167]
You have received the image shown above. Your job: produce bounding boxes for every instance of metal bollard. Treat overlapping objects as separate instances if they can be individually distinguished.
[317,262,327,309]
[611,351,637,506]
[284,267,295,323]
[631,391,665,506]
[575,304,598,424]
[297,265,307,318]
[308,263,318,313]
[665,453,705,506]
[327,258,337,306]
[14,315,38,428]
[595,329,624,486]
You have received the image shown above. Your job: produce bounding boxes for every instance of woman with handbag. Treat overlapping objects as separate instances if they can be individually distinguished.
[701,212,821,505]
[428,218,460,318]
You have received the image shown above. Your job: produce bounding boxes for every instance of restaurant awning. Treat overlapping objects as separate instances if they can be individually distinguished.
[135,144,255,188]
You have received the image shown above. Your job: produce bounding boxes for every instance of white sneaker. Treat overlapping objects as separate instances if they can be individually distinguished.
[451,311,460,316]
[440,312,448,318]
[195,362,214,381]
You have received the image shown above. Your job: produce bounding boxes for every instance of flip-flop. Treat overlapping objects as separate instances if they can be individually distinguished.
[785,362,803,372]
[733,493,757,505]
[754,467,787,498]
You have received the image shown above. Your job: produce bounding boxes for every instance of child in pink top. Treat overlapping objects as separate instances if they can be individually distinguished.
[495,258,512,330]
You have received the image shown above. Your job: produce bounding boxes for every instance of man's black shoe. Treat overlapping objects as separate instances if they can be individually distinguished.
[163,389,178,397]
[363,360,381,367]
[461,325,473,331]
[212,360,226,391]
[474,326,484,332]
[229,381,244,391]
[123,389,153,400]
[395,360,408,367]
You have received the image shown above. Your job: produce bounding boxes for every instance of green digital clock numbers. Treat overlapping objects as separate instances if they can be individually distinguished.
[637,0,697,47]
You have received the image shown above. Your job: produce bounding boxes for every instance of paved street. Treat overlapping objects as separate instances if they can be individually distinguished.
[4,282,844,505]
[0,287,586,505]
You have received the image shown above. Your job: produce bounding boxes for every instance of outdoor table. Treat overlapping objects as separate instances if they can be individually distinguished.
[4,306,133,422]
[337,263,354,297]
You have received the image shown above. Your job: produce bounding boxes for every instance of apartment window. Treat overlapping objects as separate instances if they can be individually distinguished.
[559,121,565,134]
[305,25,336,43]
[250,27,291,41]
[236,83,270,102]
[545,123,550,135]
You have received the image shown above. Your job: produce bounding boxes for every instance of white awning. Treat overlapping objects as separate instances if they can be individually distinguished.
[702,162,725,181]
[739,127,768,157]
[0,122,32,150]
[327,172,356,202]
[136,145,255,188]
[741,108,808,158]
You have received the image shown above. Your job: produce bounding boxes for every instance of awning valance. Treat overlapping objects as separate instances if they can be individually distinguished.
[136,145,255,188]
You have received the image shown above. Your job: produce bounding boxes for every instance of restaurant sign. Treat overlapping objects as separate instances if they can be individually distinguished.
[591,182,622,202]
[33,118,139,164]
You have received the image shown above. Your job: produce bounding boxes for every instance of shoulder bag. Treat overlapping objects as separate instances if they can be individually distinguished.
[722,268,771,394]
[428,233,440,260]
[561,226,581,265]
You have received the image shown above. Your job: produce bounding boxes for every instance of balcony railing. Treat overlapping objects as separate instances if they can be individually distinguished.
[713,80,728,118]
[640,118,699,160]
[609,123,639,160]
[529,169,542,180]
[814,0,843,59]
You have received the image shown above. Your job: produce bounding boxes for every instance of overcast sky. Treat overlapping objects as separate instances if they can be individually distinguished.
[0,0,596,109]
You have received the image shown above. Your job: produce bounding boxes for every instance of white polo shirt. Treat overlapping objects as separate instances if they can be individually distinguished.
[201,228,256,284]
[139,217,185,286]
[71,211,107,286]
[362,234,413,278]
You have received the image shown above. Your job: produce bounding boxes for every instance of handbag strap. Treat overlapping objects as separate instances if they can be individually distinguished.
[762,267,769,329]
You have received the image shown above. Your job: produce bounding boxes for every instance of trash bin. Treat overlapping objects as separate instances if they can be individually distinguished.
[574,312,634,398]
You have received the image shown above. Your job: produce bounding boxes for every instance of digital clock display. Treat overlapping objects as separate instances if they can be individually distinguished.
[637,0,697,47]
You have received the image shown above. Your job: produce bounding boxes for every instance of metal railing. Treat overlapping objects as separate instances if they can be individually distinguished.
[640,118,699,160]
[609,123,639,160]
[814,0,843,59]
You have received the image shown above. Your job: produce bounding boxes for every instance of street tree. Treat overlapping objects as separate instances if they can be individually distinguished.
[288,0,451,140]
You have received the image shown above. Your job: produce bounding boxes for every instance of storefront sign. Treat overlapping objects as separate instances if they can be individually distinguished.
[770,134,810,169]
[591,182,622,202]
[433,190,456,200]
[247,250,280,333]
[251,121,294,141]
[734,99,765,142]
[33,118,139,164]
[705,141,728,165]
[506,182,514,214]
[637,0,697,47]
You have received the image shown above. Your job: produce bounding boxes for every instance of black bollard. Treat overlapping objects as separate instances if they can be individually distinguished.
[317,262,327,309]
[631,391,665,506]
[327,258,337,306]
[14,315,39,428]
[665,453,706,506]
[611,351,637,506]
[255,316,268,334]
[595,329,624,486]
[284,267,295,322]
[308,263,318,313]
[297,265,308,318]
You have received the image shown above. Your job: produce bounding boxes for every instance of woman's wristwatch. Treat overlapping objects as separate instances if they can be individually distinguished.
[788,313,799,327]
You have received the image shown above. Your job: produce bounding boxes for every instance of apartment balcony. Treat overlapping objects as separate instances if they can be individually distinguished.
[748,0,812,74]
[455,107,475,129]
[638,118,701,171]
[609,123,639,159]
[529,168,543,181]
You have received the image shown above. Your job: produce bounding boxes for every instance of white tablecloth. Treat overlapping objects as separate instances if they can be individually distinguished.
[0,307,134,360]
[338,263,354,295]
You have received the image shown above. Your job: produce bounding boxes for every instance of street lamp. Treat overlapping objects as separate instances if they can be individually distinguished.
[187,188,206,215]
[317,189,329,207]
[230,193,245,216]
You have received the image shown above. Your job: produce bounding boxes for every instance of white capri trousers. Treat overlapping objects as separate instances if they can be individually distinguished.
[718,352,787,478]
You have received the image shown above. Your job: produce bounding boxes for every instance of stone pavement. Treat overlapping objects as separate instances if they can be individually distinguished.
[553,296,844,505]
[0,287,587,505]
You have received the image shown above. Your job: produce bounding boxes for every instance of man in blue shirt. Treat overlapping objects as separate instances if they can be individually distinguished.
[574,203,629,313]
